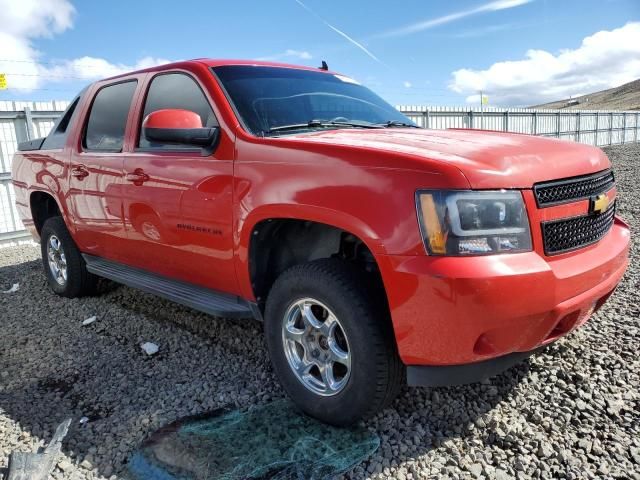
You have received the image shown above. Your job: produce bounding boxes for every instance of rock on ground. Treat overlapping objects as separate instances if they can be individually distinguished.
[0,143,639,480]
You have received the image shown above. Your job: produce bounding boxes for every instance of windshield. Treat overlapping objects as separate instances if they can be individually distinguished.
[212,65,416,136]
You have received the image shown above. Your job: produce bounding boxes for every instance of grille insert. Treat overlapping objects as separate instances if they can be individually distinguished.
[542,203,615,255]
[534,170,615,206]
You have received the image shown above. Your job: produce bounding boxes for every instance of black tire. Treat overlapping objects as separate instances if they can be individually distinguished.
[264,259,404,426]
[40,216,98,298]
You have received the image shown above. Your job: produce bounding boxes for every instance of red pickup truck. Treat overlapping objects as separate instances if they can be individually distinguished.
[12,59,630,425]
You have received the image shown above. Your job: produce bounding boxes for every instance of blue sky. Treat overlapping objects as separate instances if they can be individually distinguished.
[0,0,638,106]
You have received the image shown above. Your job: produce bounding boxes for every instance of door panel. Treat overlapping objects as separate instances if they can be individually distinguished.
[68,153,127,259]
[119,153,237,294]
[118,71,239,295]
[68,80,138,260]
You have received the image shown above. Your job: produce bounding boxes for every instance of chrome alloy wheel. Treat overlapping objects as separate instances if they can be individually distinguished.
[47,235,67,285]
[282,298,351,396]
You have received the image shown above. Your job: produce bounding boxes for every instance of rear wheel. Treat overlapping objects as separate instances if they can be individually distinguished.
[40,216,98,297]
[264,259,404,426]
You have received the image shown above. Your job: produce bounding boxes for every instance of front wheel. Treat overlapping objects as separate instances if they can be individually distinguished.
[40,216,98,297]
[264,259,404,426]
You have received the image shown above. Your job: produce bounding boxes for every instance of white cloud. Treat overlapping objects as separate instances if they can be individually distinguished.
[44,56,172,80]
[0,32,41,90]
[0,0,75,37]
[403,81,412,88]
[373,0,532,39]
[257,49,313,61]
[0,0,170,93]
[449,22,640,106]
[286,49,312,60]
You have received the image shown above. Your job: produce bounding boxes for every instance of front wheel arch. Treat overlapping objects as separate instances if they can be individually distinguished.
[246,217,385,310]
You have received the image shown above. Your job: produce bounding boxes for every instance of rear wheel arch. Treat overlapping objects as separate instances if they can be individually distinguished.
[30,191,65,235]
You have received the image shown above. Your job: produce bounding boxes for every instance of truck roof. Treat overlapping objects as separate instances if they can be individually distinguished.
[101,58,334,81]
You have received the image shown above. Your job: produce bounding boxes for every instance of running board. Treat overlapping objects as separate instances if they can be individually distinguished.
[83,255,257,320]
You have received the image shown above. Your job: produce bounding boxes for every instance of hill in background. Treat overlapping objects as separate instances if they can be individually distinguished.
[533,79,640,110]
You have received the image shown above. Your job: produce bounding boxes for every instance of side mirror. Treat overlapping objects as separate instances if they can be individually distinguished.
[142,109,219,153]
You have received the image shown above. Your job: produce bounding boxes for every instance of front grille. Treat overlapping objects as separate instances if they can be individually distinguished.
[542,202,616,255]
[534,170,615,206]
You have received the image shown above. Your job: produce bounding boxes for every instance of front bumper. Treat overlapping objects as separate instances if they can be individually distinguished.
[407,347,544,387]
[378,216,630,372]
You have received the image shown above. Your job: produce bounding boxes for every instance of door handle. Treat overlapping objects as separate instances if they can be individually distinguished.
[125,169,150,185]
[70,165,89,180]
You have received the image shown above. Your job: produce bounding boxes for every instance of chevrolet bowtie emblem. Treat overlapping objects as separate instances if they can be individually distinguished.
[590,193,610,214]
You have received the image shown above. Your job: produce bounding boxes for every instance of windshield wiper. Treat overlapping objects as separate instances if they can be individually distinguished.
[265,119,383,135]
[377,120,420,128]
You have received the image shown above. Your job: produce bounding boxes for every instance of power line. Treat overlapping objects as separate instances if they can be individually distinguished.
[0,58,109,70]
[0,72,89,80]
[0,58,469,100]
[1,57,465,94]
[0,87,79,92]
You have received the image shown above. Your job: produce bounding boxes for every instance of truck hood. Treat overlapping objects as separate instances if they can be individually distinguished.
[289,128,610,189]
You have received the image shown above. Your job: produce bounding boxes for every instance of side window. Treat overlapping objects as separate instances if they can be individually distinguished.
[41,94,83,150]
[84,81,137,151]
[139,73,216,149]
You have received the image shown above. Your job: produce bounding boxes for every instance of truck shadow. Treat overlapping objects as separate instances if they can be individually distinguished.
[0,255,535,479]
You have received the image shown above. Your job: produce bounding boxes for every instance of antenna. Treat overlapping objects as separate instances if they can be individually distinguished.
[319,61,329,71]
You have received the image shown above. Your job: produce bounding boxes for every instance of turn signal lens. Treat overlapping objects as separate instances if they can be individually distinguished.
[416,190,532,256]
[418,194,447,254]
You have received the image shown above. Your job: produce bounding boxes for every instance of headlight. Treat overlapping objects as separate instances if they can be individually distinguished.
[416,190,532,255]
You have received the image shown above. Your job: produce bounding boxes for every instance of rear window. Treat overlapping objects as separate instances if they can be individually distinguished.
[41,92,84,150]
[84,81,137,151]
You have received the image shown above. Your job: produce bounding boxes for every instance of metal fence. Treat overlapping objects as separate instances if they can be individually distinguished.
[0,101,69,247]
[397,106,640,146]
[0,102,639,247]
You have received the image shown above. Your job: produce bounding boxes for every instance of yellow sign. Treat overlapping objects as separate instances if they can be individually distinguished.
[0,74,7,90]
[592,193,610,214]
[481,95,489,105]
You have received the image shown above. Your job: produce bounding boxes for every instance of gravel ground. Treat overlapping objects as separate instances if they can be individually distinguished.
[1,143,639,480]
